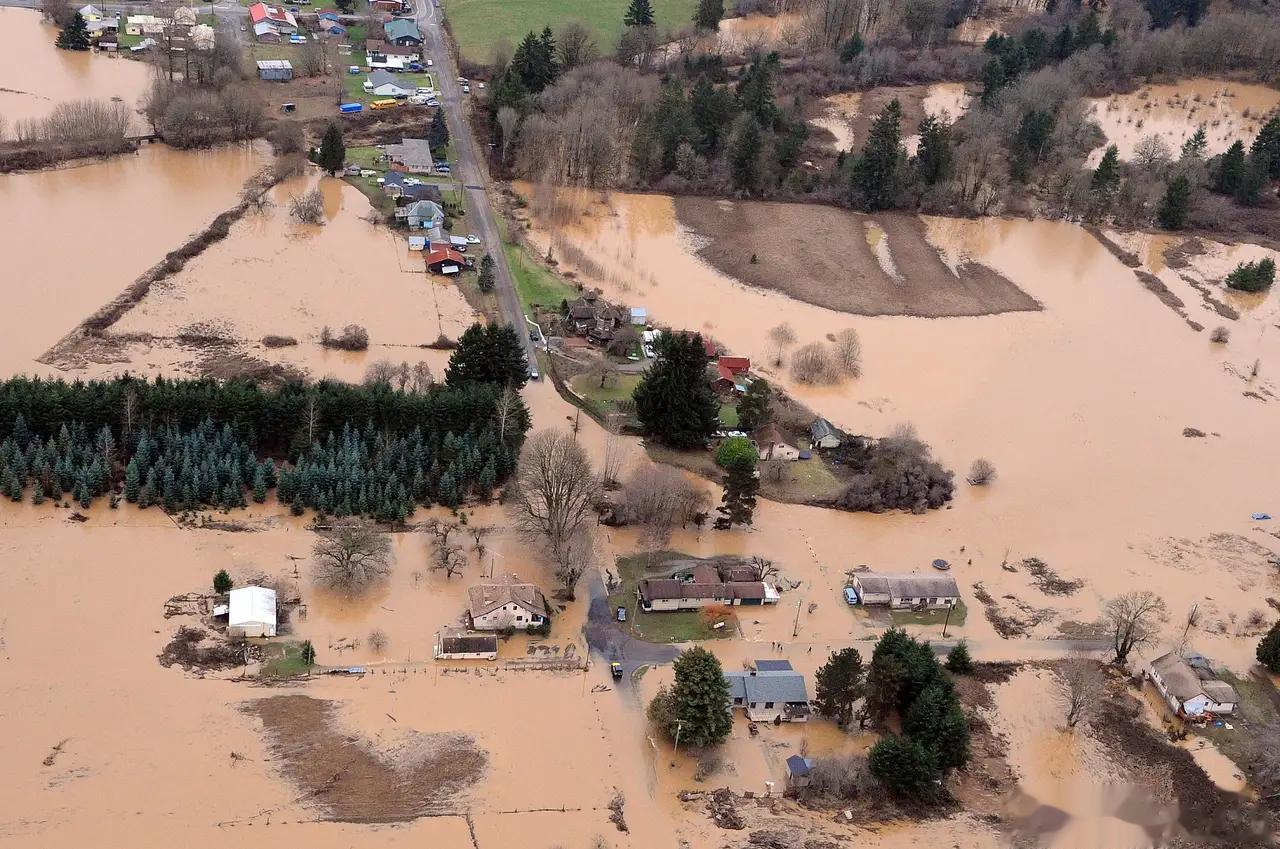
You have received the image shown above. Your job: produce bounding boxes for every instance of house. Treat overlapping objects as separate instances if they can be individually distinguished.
[85,15,119,37]
[400,199,444,229]
[256,59,294,81]
[381,169,408,196]
[384,138,435,173]
[227,586,277,638]
[398,183,444,204]
[718,356,750,375]
[710,361,747,394]
[125,14,166,35]
[676,331,717,359]
[809,418,842,449]
[172,5,197,26]
[424,246,471,274]
[1148,651,1239,718]
[786,755,815,790]
[319,19,347,36]
[79,4,102,20]
[850,573,960,609]
[248,2,298,41]
[365,69,414,98]
[383,18,423,46]
[434,628,498,661]
[756,424,801,462]
[365,38,421,60]
[407,235,427,251]
[638,562,779,611]
[725,660,810,723]
[467,583,549,631]
[129,37,156,52]
[371,0,407,12]
[630,307,648,326]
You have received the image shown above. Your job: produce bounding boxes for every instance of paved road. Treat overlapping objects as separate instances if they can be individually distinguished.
[415,0,536,363]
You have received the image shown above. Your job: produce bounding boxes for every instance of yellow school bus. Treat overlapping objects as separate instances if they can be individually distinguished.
[370,99,399,110]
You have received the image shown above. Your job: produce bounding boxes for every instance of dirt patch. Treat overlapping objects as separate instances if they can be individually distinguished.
[244,694,486,822]
[1021,557,1085,596]
[157,625,246,671]
[972,582,1056,638]
[674,199,1038,318]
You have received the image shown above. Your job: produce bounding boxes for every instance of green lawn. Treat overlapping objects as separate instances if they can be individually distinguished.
[717,402,739,428]
[606,552,734,644]
[572,372,641,403]
[889,599,968,629]
[506,242,576,311]
[259,641,313,679]
[445,0,700,63]
[343,71,437,105]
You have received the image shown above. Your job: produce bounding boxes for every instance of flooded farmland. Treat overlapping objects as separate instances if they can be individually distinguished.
[0,8,154,129]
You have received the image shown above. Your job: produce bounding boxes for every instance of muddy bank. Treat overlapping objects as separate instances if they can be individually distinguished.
[809,83,972,155]
[0,137,140,174]
[675,198,1039,318]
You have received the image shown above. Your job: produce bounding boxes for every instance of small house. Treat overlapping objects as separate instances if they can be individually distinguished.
[248,2,298,40]
[786,755,815,790]
[401,199,444,230]
[370,0,407,12]
[725,660,810,723]
[1148,651,1238,718]
[383,18,423,46]
[851,573,960,609]
[398,183,444,204]
[424,246,471,274]
[79,4,103,21]
[638,563,779,611]
[467,583,549,631]
[434,628,497,661]
[407,235,427,251]
[227,586,277,638]
[365,69,413,98]
[630,307,648,326]
[256,59,294,81]
[365,38,420,60]
[809,418,842,449]
[172,5,197,26]
[125,14,165,35]
[756,424,801,462]
[717,355,750,375]
[383,138,434,173]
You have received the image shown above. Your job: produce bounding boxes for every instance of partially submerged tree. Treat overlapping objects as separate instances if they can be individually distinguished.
[967,458,997,486]
[509,429,600,567]
[312,518,393,596]
[1103,590,1169,664]
[55,11,90,50]
[767,323,796,366]
[647,646,732,747]
[633,332,718,449]
[618,462,708,541]
[736,378,771,431]
[289,188,325,225]
[832,329,862,377]
[213,569,233,594]
[814,647,865,726]
[945,642,973,674]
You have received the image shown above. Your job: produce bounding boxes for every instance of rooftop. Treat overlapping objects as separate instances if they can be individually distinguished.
[468,583,547,618]
[1151,651,1240,705]
[726,667,809,704]
[857,572,960,600]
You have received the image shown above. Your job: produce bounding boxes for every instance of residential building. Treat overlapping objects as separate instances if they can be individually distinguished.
[85,15,120,38]
[424,246,471,274]
[1148,651,1239,718]
[370,0,407,12]
[248,2,298,41]
[79,4,103,21]
[172,5,197,26]
[397,183,444,204]
[384,138,435,173]
[630,306,648,326]
[364,38,421,60]
[755,424,801,462]
[125,14,166,35]
[399,199,443,229]
[227,586,277,638]
[809,418,842,449]
[256,59,294,81]
[383,18,422,46]
[850,573,961,609]
[434,628,497,660]
[467,583,549,631]
[725,660,810,723]
[638,562,779,611]
[365,69,413,98]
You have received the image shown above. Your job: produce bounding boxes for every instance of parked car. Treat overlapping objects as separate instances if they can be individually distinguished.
[415,86,433,94]
[465,234,480,244]
[425,58,434,66]
[240,24,246,31]
[643,344,655,358]
[461,84,470,94]
[425,98,439,107]
[477,81,485,89]
[843,587,858,605]
[456,76,467,84]
[348,65,360,74]
[408,94,429,105]
[407,62,423,71]
[403,177,422,186]
[616,606,627,622]
[359,169,376,177]
[528,362,540,380]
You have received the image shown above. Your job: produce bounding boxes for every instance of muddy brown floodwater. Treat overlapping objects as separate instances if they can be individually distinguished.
[0,143,266,377]
[0,8,154,130]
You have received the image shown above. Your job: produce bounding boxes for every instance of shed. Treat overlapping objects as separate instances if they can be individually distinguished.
[809,417,842,449]
[786,755,815,789]
[851,573,960,609]
[256,59,294,81]
[434,628,497,661]
[227,586,277,638]
[407,235,427,251]
[630,307,648,326]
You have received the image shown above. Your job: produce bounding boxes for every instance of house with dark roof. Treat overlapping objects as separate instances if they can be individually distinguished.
[383,18,422,45]
[400,199,443,230]
[1148,651,1238,718]
[365,69,414,98]
[850,573,960,609]
[809,417,842,449]
[365,38,420,58]
[726,660,810,723]
[434,627,497,660]
[397,183,444,204]
[637,561,779,611]
[467,583,549,631]
[384,138,435,173]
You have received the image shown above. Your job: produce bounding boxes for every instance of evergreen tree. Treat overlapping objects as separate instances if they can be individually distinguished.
[979,57,1006,107]
[124,457,141,502]
[735,378,771,431]
[490,66,530,115]
[445,323,529,389]
[1090,144,1122,213]
[477,253,496,292]
[1212,140,1246,195]
[735,52,779,128]
[1010,109,1055,182]
[317,123,346,175]
[914,114,953,185]
[509,30,558,94]
[654,79,694,173]
[868,735,940,798]
[1235,156,1267,207]
[838,33,864,63]
[1225,258,1276,293]
[716,454,758,528]
[1259,621,1280,673]
[624,0,655,27]
[213,569,234,594]
[1073,11,1102,49]
[633,332,719,448]
[814,647,865,726]
[1180,126,1207,162]
[301,640,316,665]
[252,464,267,503]
[427,108,450,153]
[1156,175,1192,229]
[647,647,732,746]
[903,681,970,772]
[690,75,734,156]
[727,113,762,194]
[851,99,904,211]
[945,641,973,673]
[1251,117,1280,180]
[693,0,723,30]
[55,11,90,50]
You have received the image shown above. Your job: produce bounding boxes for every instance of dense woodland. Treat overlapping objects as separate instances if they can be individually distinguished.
[0,363,531,518]
[483,0,1280,234]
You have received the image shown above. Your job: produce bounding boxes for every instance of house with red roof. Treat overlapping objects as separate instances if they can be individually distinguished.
[718,356,750,375]
[248,2,297,41]
[424,247,472,275]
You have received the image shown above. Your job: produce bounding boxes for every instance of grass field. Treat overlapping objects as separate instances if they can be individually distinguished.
[342,71,436,105]
[606,552,734,644]
[444,0,700,63]
[259,641,313,678]
[505,241,576,311]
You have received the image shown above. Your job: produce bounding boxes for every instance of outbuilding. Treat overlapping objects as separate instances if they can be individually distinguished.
[434,628,497,661]
[256,59,294,81]
[786,755,815,789]
[809,417,842,449]
[850,572,960,609]
[227,586,277,638]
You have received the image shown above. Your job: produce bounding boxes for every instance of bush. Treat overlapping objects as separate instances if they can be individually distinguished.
[1226,258,1275,293]
[213,569,233,594]
[967,457,997,485]
[945,642,973,674]
[1258,621,1280,672]
[790,342,841,384]
[320,324,370,351]
[867,735,939,798]
[715,435,757,470]
[261,335,298,348]
[836,425,954,513]
[289,188,325,225]
[1209,325,1231,344]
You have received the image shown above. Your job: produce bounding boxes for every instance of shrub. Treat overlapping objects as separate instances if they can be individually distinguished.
[836,425,954,513]
[261,335,298,348]
[1226,258,1275,293]
[868,735,939,798]
[967,457,997,485]
[790,342,841,384]
[945,642,973,674]
[1258,621,1280,672]
[1209,326,1231,344]
[715,435,757,470]
[320,324,370,351]
[213,569,233,594]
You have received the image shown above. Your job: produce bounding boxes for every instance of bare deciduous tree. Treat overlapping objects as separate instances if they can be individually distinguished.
[364,358,398,386]
[1104,591,1169,664]
[790,342,841,384]
[493,385,520,443]
[968,457,997,485]
[368,628,389,654]
[312,519,393,596]
[556,21,599,70]
[601,412,626,489]
[768,322,796,367]
[552,526,595,598]
[425,519,466,579]
[510,430,601,566]
[748,556,779,582]
[290,188,325,225]
[1059,653,1103,728]
[497,106,520,165]
[832,328,862,376]
[410,361,435,393]
[619,463,708,547]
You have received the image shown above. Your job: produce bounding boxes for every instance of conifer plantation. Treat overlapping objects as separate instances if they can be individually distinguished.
[0,373,529,518]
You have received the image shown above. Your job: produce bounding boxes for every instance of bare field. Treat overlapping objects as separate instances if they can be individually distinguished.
[674,198,1039,317]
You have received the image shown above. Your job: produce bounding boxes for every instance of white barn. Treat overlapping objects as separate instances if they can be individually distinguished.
[227,586,277,638]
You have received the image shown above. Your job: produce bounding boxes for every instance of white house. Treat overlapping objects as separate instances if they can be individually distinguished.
[79,4,103,21]
[364,69,414,98]
[756,424,801,462]
[725,660,810,723]
[434,628,498,660]
[1148,651,1238,718]
[467,583,549,631]
[809,418,842,449]
[851,572,960,610]
[227,586,277,638]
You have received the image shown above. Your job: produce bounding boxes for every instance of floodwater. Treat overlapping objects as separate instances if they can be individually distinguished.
[107,171,477,383]
[1087,79,1280,162]
[811,83,971,153]
[517,185,1280,671]
[811,91,860,151]
[0,143,266,377]
[0,7,154,131]
[715,12,809,54]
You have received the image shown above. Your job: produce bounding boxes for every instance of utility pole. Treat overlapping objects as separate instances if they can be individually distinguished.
[792,598,802,638]
[673,719,684,754]
[942,602,953,639]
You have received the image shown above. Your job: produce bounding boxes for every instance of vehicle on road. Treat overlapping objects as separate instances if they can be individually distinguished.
[348,65,360,74]
[528,362,540,380]
[610,662,623,679]
[425,98,439,107]
[616,606,627,622]
[465,234,480,244]
[461,84,470,94]
[359,169,376,177]
[425,58,434,66]
[457,76,467,84]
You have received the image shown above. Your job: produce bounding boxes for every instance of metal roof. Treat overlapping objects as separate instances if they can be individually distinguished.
[229,585,276,627]
[755,659,794,672]
[856,572,960,600]
[256,59,293,70]
[725,669,808,704]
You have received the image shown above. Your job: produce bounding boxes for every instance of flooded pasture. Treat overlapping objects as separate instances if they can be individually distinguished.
[0,8,154,130]
[810,83,971,154]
